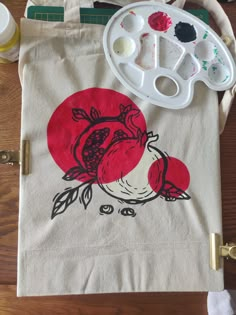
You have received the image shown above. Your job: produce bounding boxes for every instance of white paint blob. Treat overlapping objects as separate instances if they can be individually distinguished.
[113,37,136,57]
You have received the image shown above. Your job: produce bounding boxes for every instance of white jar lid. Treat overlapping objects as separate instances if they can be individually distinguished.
[0,3,16,46]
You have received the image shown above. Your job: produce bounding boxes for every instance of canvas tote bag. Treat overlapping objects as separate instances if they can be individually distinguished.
[17,0,236,296]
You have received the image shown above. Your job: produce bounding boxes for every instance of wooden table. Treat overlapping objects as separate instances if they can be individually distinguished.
[0,1,235,314]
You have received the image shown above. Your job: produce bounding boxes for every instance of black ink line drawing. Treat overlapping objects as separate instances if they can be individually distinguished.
[120,208,136,217]
[99,205,114,215]
[51,103,191,219]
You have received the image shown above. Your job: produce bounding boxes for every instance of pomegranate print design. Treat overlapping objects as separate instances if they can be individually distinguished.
[47,88,190,219]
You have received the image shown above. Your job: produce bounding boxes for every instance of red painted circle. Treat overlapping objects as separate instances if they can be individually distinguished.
[148,11,172,32]
[47,88,147,182]
[165,157,190,191]
[148,156,190,197]
[148,158,166,193]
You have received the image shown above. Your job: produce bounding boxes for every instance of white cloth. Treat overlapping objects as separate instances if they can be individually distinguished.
[18,16,224,295]
[208,290,236,315]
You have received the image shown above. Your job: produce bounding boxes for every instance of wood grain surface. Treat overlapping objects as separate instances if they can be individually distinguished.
[0,286,208,315]
[0,1,235,314]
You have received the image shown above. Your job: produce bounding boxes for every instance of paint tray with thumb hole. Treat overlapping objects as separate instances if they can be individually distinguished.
[103,1,236,110]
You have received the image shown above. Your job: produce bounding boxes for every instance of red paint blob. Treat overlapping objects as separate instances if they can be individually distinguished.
[148,158,166,193]
[47,88,147,182]
[148,11,172,32]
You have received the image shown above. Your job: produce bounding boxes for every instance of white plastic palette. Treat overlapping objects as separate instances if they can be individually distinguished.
[103,1,236,109]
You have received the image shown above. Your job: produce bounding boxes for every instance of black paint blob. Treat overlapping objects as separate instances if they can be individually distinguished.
[174,22,197,43]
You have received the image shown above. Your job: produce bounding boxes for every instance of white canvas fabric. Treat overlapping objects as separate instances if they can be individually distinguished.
[17,0,236,296]
[208,290,236,315]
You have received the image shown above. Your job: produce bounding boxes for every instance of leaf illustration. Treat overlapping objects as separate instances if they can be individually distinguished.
[90,107,100,121]
[62,166,85,181]
[72,108,91,122]
[129,109,140,117]
[173,190,191,200]
[81,184,93,209]
[51,187,79,219]
[147,131,153,137]
[161,181,191,201]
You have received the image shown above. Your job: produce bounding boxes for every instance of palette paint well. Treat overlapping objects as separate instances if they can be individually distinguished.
[174,22,197,43]
[148,11,172,31]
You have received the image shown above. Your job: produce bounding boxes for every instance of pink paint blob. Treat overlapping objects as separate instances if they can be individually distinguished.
[142,33,149,38]
[129,10,136,15]
[148,11,172,32]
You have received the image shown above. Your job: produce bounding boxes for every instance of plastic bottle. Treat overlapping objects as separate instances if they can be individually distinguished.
[0,3,20,63]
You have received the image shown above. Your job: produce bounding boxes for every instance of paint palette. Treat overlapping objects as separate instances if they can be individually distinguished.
[103,1,236,109]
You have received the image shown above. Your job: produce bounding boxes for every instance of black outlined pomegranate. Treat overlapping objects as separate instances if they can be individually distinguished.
[48,88,191,220]
[72,104,142,178]
[97,133,167,203]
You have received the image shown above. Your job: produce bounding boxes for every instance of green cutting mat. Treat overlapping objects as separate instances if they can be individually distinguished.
[80,8,119,25]
[27,6,64,21]
[27,6,209,25]
[187,9,209,25]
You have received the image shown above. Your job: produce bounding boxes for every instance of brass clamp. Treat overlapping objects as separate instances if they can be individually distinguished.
[0,150,19,164]
[210,233,236,270]
[220,243,236,260]
[0,140,30,175]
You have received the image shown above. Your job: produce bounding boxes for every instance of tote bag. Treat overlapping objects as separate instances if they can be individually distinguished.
[17,0,236,296]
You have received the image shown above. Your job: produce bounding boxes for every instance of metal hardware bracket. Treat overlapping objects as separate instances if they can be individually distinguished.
[210,233,236,270]
[0,150,20,164]
[0,140,30,175]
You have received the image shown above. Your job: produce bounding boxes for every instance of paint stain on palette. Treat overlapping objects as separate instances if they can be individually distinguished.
[103,2,236,109]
